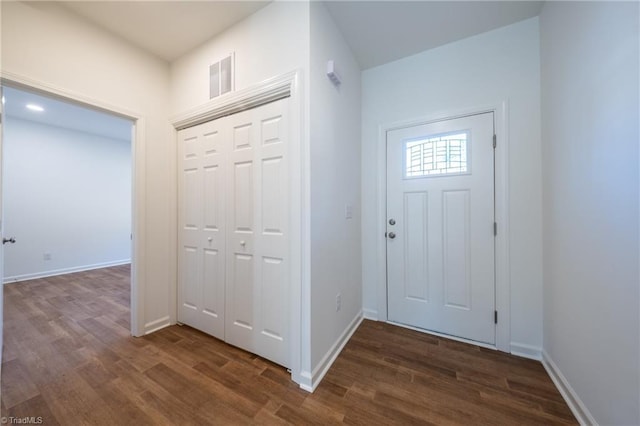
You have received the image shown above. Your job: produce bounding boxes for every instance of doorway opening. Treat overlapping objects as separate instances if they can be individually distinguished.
[0,80,141,337]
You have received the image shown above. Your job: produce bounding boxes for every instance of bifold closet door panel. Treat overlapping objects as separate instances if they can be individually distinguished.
[226,99,290,367]
[177,118,228,341]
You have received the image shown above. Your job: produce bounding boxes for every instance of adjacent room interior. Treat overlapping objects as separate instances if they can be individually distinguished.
[2,86,133,283]
[0,1,638,425]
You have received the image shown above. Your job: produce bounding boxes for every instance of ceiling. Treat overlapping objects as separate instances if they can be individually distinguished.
[325,1,544,69]
[58,1,270,62]
[52,1,544,69]
[1,2,544,160]
[3,86,133,141]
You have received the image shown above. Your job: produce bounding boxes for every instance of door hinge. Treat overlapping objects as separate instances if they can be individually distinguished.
[494,310,498,324]
[493,134,497,149]
[493,222,497,236]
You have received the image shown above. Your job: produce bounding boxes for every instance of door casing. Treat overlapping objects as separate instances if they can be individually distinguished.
[373,102,510,353]
[0,71,146,337]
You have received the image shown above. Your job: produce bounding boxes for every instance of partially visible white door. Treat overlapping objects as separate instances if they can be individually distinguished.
[225,99,290,367]
[177,117,228,340]
[0,86,4,367]
[386,113,495,344]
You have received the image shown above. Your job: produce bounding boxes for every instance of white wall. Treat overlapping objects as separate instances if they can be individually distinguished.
[170,1,310,115]
[1,1,172,333]
[171,1,363,387]
[309,1,361,377]
[361,18,543,352]
[170,1,313,383]
[540,2,639,424]
[3,118,131,281]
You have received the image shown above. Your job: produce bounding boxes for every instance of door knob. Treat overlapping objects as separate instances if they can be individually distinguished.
[388,232,396,239]
[3,237,16,244]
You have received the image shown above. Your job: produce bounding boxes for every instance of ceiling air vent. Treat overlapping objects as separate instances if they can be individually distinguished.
[210,53,234,99]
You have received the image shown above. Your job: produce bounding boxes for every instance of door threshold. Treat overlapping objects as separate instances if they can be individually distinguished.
[386,320,498,351]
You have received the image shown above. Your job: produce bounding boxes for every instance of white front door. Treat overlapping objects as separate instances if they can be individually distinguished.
[386,112,495,344]
[177,98,290,368]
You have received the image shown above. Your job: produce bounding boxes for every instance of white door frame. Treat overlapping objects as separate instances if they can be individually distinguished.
[375,102,510,353]
[0,71,147,337]
[170,70,306,385]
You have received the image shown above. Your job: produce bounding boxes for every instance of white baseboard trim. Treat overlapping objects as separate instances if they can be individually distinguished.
[3,259,131,284]
[144,316,172,335]
[297,371,313,392]
[510,342,542,361]
[363,308,378,320]
[542,350,598,426]
[298,311,363,393]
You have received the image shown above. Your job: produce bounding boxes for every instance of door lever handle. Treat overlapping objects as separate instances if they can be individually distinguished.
[3,237,16,244]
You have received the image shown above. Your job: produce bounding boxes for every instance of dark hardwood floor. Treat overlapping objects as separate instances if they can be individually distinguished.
[2,265,576,425]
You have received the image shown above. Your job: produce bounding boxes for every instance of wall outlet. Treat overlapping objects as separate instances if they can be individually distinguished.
[43,253,52,261]
[336,293,342,312]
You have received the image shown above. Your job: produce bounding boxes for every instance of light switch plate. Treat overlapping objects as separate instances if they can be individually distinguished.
[345,204,353,219]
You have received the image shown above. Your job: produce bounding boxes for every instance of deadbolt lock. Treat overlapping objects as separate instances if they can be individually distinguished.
[389,219,396,226]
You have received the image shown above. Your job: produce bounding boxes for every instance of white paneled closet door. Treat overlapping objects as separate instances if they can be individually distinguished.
[178,118,228,341]
[177,98,290,368]
[225,99,289,367]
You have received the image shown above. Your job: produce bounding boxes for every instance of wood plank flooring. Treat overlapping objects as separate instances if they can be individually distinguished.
[2,265,576,425]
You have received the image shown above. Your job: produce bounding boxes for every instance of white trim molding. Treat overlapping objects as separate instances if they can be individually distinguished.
[171,72,296,130]
[144,316,171,335]
[542,350,598,426]
[298,312,363,392]
[363,308,378,320]
[510,342,542,360]
[3,260,131,284]
[0,70,147,338]
[374,102,510,353]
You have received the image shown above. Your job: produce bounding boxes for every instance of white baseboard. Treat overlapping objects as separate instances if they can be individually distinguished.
[297,371,313,392]
[542,350,598,426]
[144,316,172,335]
[363,308,378,320]
[3,259,131,284]
[510,342,542,360]
[298,311,363,392]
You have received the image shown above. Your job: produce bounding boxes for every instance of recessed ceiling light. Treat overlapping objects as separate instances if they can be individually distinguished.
[26,104,44,112]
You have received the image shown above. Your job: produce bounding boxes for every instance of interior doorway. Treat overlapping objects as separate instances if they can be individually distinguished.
[0,80,140,336]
